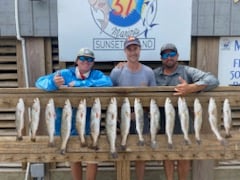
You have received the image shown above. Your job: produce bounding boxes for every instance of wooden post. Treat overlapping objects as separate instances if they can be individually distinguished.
[192,37,219,180]
[116,161,130,180]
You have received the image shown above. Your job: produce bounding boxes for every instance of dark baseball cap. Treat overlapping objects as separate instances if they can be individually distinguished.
[160,43,178,55]
[124,36,141,49]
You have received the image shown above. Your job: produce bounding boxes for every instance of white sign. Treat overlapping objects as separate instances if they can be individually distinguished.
[218,37,240,85]
[58,0,192,62]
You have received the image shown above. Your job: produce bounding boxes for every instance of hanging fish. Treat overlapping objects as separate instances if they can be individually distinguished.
[45,98,56,147]
[106,97,118,158]
[120,97,131,151]
[15,98,25,141]
[208,97,226,145]
[134,98,144,146]
[90,97,101,150]
[178,97,191,145]
[223,98,232,138]
[60,99,72,155]
[194,98,203,145]
[165,97,175,149]
[30,97,40,142]
[150,98,160,149]
[76,99,87,147]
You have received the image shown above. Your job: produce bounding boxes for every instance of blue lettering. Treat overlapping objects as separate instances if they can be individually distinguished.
[233,59,240,68]
[235,40,240,51]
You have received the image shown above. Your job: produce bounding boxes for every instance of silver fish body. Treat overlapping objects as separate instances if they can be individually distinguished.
[150,98,160,149]
[178,97,191,145]
[90,97,101,150]
[106,97,118,158]
[60,99,72,154]
[223,98,232,138]
[30,97,40,142]
[165,97,175,149]
[134,98,144,146]
[120,97,131,151]
[45,98,56,147]
[76,99,87,147]
[208,97,225,145]
[15,98,25,141]
[194,98,203,144]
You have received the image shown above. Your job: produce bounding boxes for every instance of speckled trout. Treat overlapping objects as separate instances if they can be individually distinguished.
[90,97,101,150]
[178,97,191,145]
[120,97,131,151]
[134,98,144,146]
[150,98,160,149]
[60,99,72,155]
[76,99,87,147]
[194,98,202,145]
[165,97,175,149]
[223,98,232,138]
[106,97,118,158]
[208,97,226,145]
[45,98,56,147]
[15,98,25,141]
[30,97,40,142]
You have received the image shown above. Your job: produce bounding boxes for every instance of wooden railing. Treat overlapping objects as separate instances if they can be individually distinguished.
[1,87,240,180]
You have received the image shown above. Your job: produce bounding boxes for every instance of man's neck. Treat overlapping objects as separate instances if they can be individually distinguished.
[163,64,178,75]
[127,61,141,72]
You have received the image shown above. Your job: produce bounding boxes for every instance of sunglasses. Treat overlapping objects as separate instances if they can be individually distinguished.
[161,51,177,60]
[79,56,94,62]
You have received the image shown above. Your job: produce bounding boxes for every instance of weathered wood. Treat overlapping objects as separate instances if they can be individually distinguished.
[116,160,130,180]
[0,132,239,163]
[26,37,46,86]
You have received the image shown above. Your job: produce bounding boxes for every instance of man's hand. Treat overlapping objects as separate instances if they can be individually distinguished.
[174,76,206,96]
[53,71,65,87]
[115,62,126,68]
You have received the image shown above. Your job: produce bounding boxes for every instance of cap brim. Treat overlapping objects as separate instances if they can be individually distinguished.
[124,42,140,48]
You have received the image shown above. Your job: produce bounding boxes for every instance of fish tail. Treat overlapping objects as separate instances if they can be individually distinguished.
[110,152,118,159]
[48,141,55,147]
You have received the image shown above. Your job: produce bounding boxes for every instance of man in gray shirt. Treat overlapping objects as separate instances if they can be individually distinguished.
[154,43,219,180]
[110,36,156,180]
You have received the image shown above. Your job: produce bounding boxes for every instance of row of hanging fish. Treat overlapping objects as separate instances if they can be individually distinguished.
[15,96,233,158]
[164,97,232,148]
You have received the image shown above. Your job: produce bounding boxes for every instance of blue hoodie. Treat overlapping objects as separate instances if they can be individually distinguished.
[35,67,113,135]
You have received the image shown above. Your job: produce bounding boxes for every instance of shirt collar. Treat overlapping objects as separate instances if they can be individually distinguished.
[75,67,90,79]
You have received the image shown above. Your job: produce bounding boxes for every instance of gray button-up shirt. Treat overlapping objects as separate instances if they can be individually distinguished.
[154,64,219,91]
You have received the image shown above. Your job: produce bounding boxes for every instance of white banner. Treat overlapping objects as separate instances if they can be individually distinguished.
[218,37,240,86]
[58,0,192,62]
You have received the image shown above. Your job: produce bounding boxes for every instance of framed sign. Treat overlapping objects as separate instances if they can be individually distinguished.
[218,37,240,85]
[58,0,192,61]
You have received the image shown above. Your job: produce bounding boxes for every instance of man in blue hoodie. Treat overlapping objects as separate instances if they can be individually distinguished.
[35,48,112,180]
